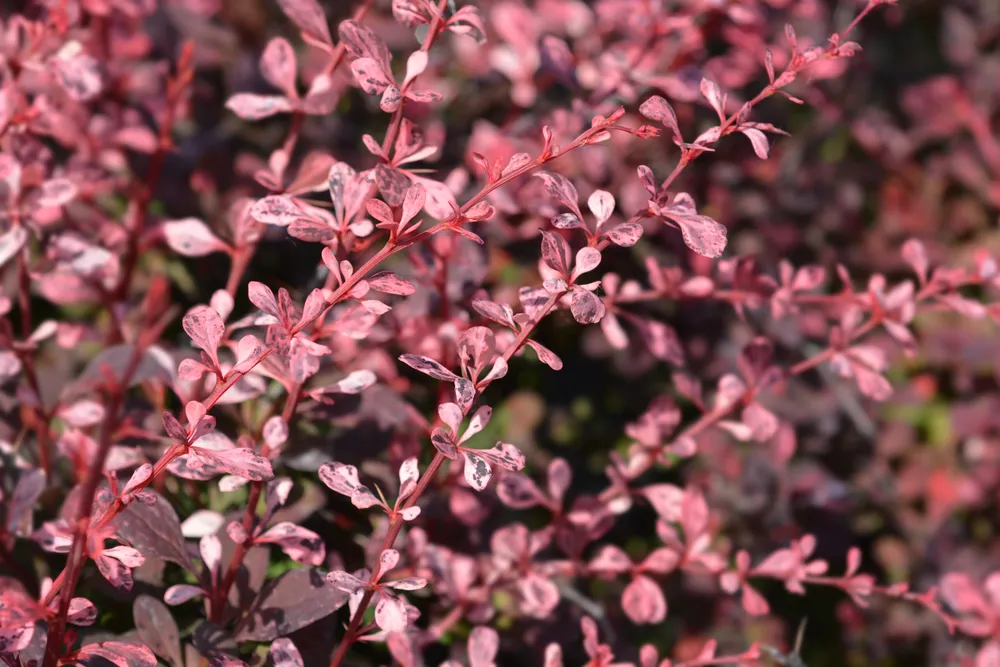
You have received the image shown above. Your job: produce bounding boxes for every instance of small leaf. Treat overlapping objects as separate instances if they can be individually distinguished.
[570,286,605,324]
[398,354,458,381]
[235,568,347,641]
[250,196,302,226]
[368,271,416,295]
[534,172,582,219]
[134,595,183,667]
[261,38,297,97]
[269,639,304,667]
[226,94,293,121]
[277,0,332,46]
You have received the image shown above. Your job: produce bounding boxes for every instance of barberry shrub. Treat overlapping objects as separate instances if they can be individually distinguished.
[1,0,999,665]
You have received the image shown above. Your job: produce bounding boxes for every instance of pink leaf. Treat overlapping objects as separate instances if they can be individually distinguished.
[639,95,681,140]
[535,172,583,219]
[699,77,726,120]
[739,127,770,159]
[257,522,325,565]
[261,38,297,98]
[0,226,28,270]
[570,286,605,324]
[270,638,304,667]
[901,238,928,282]
[37,178,78,207]
[621,574,667,624]
[163,218,227,257]
[226,94,293,120]
[399,354,459,381]
[463,453,493,491]
[468,626,500,667]
[497,473,545,509]
[250,195,303,226]
[67,597,97,625]
[338,20,393,69]
[182,305,225,366]
[374,594,409,632]
[472,299,517,329]
[192,447,274,481]
[248,282,280,318]
[163,584,199,607]
[318,462,363,496]
[351,57,394,95]
[368,271,416,295]
[540,230,572,276]
[401,183,426,228]
[53,49,102,101]
[573,247,602,279]
[552,213,584,229]
[478,441,526,472]
[589,545,633,574]
[664,211,727,259]
[121,464,153,503]
[448,6,487,43]
[587,190,615,226]
[75,641,157,667]
[525,339,563,370]
[605,222,642,248]
[277,0,332,47]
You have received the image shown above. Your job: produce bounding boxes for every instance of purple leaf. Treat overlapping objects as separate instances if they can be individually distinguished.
[164,584,204,605]
[75,641,157,667]
[117,491,195,573]
[534,172,583,219]
[235,568,348,642]
[496,473,545,509]
[133,595,183,667]
[472,299,517,329]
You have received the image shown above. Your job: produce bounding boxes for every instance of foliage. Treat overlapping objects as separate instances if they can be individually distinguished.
[1,0,999,666]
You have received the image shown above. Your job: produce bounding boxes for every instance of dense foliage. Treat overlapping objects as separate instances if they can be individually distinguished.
[2,0,1000,666]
